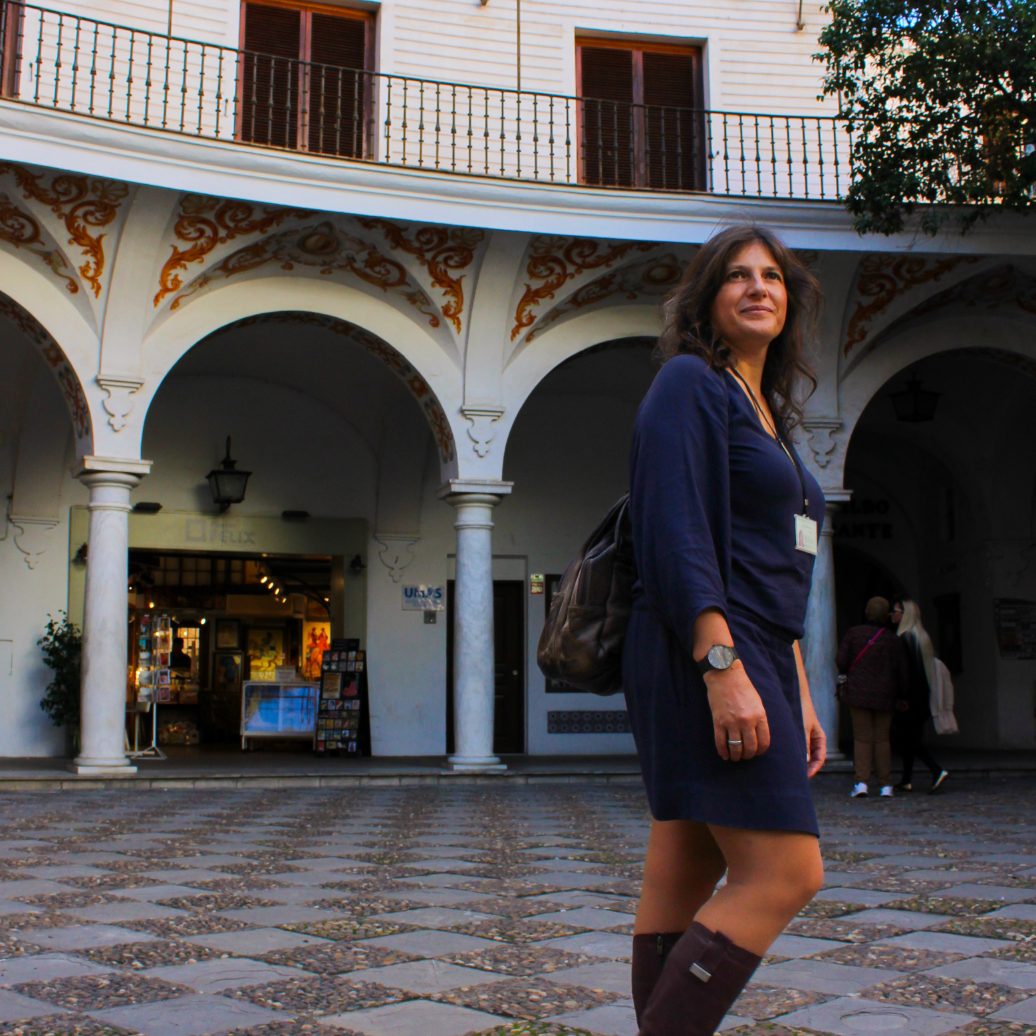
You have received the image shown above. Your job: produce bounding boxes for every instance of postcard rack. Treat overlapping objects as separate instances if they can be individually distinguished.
[314,639,370,755]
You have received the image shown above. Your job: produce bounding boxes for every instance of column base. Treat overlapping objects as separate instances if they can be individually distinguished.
[68,758,138,776]
[445,755,507,773]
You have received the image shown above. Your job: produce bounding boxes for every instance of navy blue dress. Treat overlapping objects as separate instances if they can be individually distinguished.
[622,354,825,836]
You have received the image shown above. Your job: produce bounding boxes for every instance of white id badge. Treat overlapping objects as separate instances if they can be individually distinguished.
[794,514,819,555]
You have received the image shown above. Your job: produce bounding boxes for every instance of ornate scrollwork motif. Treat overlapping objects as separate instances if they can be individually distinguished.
[0,165,129,298]
[527,253,683,342]
[843,254,979,356]
[908,265,1036,320]
[154,195,312,307]
[0,193,78,294]
[355,218,484,334]
[511,237,657,341]
[169,221,441,331]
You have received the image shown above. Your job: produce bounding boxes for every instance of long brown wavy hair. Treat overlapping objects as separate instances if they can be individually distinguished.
[656,224,821,430]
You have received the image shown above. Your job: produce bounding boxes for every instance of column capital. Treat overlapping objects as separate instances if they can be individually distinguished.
[437,479,513,504]
[821,487,853,507]
[75,455,152,480]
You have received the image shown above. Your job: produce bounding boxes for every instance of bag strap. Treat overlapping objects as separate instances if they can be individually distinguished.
[849,628,885,672]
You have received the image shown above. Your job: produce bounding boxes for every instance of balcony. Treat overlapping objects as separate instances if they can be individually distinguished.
[0,1,850,203]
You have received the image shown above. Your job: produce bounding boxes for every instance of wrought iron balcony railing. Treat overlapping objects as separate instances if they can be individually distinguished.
[0,1,851,201]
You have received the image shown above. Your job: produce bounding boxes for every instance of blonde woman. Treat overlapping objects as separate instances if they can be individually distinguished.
[893,599,949,793]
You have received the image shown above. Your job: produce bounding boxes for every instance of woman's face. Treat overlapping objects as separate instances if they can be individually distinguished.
[891,602,904,623]
[709,241,788,354]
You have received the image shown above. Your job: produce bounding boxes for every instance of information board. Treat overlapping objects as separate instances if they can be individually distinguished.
[994,598,1036,659]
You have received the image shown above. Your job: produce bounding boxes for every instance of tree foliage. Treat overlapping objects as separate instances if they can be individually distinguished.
[37,612,82,731]
[817,1,1036,234]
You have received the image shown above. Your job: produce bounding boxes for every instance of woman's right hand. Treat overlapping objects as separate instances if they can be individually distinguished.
[704,665,771,762]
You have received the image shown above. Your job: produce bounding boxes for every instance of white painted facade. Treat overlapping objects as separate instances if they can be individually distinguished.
[0,0,1033,767]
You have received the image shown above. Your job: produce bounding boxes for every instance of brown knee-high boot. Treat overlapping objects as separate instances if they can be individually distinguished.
[631,932,682,1026]
[638,921,761,1036]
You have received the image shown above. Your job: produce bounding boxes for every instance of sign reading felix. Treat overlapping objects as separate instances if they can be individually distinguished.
[402,585,445,611]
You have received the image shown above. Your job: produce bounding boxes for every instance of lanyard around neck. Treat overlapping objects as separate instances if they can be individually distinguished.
[729,367,810,512]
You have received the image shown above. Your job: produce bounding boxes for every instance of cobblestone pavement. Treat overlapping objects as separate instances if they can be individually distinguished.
[0,775,1033,1036]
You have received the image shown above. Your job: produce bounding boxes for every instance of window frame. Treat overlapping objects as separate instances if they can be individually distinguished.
[237,0,375,157]
[575,35,705,190]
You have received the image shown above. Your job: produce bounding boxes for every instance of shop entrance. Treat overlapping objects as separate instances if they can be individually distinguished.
[446,580,525,755]
[126,548,335,749]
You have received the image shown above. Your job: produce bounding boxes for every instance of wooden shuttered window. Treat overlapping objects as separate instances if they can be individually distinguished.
[578,39,705,190]
[0,0,24,98]
[579,46,634,188]
[240,1,372,158]
[241,4,302,149]
[308,12,368,157]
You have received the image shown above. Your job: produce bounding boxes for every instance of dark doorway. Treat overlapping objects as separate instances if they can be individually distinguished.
[446,579,525,755]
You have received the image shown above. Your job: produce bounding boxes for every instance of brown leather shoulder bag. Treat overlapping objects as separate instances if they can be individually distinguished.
[536,493,635,695]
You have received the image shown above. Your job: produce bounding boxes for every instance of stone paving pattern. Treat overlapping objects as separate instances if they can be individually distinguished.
[0,776,1033,1035]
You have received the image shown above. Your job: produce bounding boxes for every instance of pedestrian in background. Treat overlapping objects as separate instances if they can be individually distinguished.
[836,596,907,799]
[893,599,950,793]
[623,225,826,1036]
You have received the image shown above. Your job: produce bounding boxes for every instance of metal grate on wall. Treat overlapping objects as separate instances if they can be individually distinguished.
[547,710,631,734]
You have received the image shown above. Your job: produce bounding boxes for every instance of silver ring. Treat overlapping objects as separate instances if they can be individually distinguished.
[727,739,743,746]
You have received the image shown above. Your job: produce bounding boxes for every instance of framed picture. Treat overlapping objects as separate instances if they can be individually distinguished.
[214,619,239,649]
[302,621,331,679]
[212,651,242,694]
[247,627,285,679]
[321,670,343,699]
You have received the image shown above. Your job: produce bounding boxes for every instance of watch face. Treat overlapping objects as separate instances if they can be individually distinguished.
[708,645,736,670]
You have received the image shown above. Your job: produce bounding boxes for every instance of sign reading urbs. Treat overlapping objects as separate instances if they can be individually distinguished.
[402,585,445,611]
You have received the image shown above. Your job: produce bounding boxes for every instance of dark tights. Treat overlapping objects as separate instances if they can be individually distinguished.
[897,711,941,783]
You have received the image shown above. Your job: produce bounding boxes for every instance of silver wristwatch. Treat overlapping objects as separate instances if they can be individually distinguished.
[697,644,739,676]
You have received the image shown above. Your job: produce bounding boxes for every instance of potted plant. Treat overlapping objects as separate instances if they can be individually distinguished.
[38,612,82,755]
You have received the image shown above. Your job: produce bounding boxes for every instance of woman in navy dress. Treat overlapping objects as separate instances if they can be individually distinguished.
[624,226,827,1035]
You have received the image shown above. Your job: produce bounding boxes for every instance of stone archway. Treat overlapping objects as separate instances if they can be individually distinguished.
[502,335,657,757]
[137,278,462,482]
[838,341,1036,751]
[0,292,92,451]
[0,291,93,571]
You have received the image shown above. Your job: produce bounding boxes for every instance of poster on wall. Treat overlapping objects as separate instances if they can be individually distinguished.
[302,622,331,679]
[247,627,285,680]
[993,598,1036,659]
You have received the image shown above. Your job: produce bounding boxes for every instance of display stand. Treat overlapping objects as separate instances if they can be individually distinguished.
[127,612,168,760]
[314,639,370,755]
[127,701,165,759]
[240,680,318,749]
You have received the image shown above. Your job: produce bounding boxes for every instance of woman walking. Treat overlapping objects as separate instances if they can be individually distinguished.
[893,599,949,793]
[623,225,827,1035]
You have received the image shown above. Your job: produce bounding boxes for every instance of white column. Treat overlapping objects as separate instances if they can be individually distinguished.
[803,496,848,761]
[440,481,511,772]
[71,458,150,775]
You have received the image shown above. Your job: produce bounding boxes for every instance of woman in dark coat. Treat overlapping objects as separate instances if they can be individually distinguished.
[836,596,908,798]
[624,225,827,1036]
